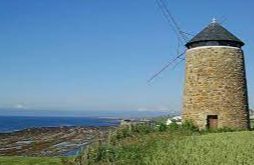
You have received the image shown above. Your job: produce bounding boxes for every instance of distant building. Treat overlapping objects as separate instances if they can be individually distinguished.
[166,119,172,125]
[172,116,182,121]
[166,116,182,125]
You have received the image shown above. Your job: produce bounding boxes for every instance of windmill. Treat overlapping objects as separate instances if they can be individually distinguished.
[150,0,250,129]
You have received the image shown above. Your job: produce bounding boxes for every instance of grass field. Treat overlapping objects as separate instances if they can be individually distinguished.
[2,125,254,165]
[0,156,66,165]
[84,125,254,165]
[139,131,254,165]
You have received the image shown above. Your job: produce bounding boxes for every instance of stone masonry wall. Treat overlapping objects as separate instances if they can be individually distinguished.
[182,46,250,129]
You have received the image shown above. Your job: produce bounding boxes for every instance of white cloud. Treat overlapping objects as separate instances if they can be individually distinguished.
[137,106,171,112]
[137,107,150,112]
[14,104,26,109]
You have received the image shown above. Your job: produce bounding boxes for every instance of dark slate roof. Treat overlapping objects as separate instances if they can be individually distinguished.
[185,22,244,47]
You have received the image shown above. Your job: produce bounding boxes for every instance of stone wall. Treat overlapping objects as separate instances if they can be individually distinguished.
[182,46,250,129]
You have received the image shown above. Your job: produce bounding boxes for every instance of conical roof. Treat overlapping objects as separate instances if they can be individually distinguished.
[185,22,244,48]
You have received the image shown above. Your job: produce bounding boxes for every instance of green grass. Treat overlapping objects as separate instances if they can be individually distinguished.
[84,127,254,165]
[0,156,66,165]
[2,122,254,165]
[142,131,254,165]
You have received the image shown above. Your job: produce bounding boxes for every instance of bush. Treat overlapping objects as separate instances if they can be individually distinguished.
[168,122,179,130]
[158,123,167,132]
[181,120,199,132]
[116,127,131,139]
[110,123,156,144]
[131,124,155,134]
[110,126,132,144]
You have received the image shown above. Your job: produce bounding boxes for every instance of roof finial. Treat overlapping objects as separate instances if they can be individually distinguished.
[212,18,217,23]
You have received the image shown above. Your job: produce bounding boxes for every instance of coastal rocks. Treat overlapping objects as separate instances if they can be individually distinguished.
[0,126,115,156]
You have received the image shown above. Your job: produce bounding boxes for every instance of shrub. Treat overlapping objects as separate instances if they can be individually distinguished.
[110,123,156,144]
[158,123,167,132]
[131,124,155,134]
[168,122,179,130]
[110,126,132,144]
[181,120,199,132]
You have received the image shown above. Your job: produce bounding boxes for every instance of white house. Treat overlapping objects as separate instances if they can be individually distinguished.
[166,116,182,125]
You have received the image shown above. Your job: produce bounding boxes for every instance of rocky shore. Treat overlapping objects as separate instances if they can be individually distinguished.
[0,126,115,157]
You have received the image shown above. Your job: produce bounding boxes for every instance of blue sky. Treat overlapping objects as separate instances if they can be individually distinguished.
[0,0,253,114]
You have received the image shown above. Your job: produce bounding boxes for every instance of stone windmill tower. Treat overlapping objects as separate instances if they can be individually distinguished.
[182,20,250,129]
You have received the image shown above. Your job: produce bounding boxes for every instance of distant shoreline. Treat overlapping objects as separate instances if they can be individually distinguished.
[0,116,120,133]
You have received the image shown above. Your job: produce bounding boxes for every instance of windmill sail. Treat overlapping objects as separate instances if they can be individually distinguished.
[147,51,185,83]
[148,0,189,83]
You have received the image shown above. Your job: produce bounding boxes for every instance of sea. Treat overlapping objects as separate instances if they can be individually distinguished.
[0,116,120,133]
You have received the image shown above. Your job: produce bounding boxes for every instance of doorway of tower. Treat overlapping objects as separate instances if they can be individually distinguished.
[207,115,218,129]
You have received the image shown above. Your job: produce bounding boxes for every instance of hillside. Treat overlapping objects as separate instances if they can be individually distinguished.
[81,124,254,165]
[1,125,254,165]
